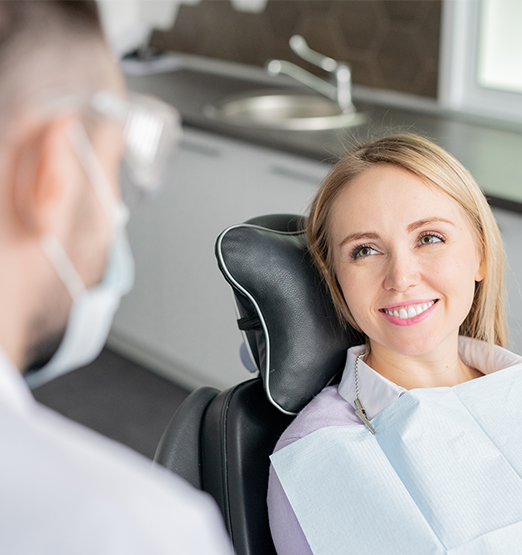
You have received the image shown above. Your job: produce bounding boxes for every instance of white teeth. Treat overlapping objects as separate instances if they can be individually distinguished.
[384,300,435,319]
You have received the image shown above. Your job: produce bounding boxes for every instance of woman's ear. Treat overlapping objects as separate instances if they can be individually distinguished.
[11,114,78,237]
[475,257,486,282]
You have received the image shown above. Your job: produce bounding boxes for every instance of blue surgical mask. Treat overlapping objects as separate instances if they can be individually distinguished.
[25,126,135,389]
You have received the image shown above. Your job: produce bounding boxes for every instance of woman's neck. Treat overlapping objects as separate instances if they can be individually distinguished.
[364,337,483,390]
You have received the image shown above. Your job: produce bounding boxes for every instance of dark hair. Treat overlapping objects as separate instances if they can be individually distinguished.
[0,0,112,139]
[55,0,101,25]
[0,1,103,48]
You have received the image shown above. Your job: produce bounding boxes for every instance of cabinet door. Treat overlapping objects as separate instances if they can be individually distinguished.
[109,128,330,389]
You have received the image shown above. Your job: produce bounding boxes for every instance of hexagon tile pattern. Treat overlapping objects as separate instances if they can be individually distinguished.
[151,0,442,98]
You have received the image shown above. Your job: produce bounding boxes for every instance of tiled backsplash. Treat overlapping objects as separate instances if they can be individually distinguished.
[150,0,442,98]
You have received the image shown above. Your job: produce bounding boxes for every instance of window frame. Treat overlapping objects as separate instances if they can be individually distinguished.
[439,0,522,123]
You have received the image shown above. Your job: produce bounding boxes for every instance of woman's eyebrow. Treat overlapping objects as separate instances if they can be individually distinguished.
[407,217,455,232]
[339,231,379,247]
[338,218,455,247]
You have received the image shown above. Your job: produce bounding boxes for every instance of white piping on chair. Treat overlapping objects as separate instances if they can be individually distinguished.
[216,223,305,417]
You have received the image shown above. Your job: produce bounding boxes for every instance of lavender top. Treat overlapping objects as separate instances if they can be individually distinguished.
[267,338,522,555]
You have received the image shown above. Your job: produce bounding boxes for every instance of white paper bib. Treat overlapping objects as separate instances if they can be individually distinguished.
[271,364,522,555]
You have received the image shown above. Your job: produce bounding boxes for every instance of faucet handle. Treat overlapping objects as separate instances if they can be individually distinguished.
[289,34,354,113]
[289,35,338,73]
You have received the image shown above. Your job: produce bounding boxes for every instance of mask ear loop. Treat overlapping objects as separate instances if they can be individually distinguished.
[66,122,118,229]
[41,234,86,300]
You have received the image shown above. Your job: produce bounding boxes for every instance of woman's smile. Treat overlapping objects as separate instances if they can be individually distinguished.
[379,299,438,326]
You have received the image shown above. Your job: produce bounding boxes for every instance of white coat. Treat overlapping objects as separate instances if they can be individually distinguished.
[0,348,234,555]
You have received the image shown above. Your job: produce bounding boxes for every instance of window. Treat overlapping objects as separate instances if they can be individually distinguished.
[439,0,522,122]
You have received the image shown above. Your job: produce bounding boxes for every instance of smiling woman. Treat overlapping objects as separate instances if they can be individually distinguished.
[267,134,522,555]
[307,134,506,352]
[329,164,486,388]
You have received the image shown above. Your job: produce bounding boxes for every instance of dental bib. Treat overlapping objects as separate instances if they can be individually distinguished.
[271,364,522,554]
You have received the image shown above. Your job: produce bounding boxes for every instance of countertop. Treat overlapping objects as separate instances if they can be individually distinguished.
[124,55,522,211]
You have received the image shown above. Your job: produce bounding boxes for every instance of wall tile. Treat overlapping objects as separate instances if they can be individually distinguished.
[150,0,442,98]
[334,1,385,53]
[382,0,426,23]
[294,11,345,61]
[377,27,425,92]
[264,1,301,40]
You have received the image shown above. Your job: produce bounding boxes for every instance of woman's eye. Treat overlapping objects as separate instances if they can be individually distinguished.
[352,245,377,259]
[419,234,443,245]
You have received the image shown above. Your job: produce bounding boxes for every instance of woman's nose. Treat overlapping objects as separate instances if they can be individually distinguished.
[383,252,421,292]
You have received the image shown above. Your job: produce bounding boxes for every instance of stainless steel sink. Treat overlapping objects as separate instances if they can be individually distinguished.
[203,92,367,131]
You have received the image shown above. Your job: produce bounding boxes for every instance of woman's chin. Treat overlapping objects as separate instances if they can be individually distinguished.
[369,334,450,359]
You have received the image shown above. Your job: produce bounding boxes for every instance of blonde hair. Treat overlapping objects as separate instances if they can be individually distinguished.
[307,134,507,348]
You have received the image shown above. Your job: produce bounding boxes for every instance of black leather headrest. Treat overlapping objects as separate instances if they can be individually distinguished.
[215,214,363,415]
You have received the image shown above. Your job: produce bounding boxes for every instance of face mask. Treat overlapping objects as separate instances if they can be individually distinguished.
[25,127,135,389]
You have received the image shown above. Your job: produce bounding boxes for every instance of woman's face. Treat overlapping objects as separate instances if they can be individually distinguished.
[330,164,485,359]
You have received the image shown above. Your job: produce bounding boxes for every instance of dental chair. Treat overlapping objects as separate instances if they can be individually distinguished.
[153,214,363,555]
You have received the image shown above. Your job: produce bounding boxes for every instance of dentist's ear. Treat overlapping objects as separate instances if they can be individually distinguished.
[11,114,81,238]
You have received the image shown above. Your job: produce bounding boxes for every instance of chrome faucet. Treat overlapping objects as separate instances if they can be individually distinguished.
[266,35,355,114]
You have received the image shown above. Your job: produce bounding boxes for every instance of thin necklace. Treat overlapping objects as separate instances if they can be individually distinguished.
[354,353,376,435]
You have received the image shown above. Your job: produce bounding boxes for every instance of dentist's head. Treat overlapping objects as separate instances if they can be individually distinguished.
[0,1,180,383]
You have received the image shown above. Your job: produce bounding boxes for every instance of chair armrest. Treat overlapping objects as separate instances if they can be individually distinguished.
[154,386,219,489]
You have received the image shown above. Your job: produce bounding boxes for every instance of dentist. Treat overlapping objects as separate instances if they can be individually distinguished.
[0,2,232,554]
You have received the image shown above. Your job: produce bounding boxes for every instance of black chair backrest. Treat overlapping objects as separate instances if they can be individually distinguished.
[155,214,363,555]
[216,214,364,415]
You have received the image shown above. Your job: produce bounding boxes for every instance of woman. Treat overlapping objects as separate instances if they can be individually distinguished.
[267,134,522,555]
